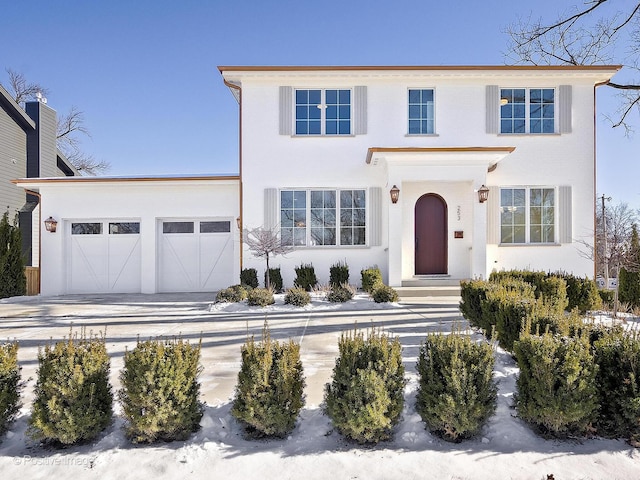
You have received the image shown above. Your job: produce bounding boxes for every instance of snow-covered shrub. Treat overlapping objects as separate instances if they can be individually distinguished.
[294,263,318,291]
[329,261,349,288]
[247,288,275,307]
[232,325,305,438]
[29,331,113,445]
[416,333,497,442]
[240,268,259,289]
[284,287,311,307]
[216,284,248,303]
[324,328,405,444]
[119,338,203,443]
[0,341,21,436]
[371,284,399,303]
[360,267,382,293]
[327,283,355,303]
[593,330,640,441]
[513,333,598,438]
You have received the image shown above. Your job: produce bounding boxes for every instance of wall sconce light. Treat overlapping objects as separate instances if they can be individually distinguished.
[390,185,400,204]
[44,216,58,233]
[236,217,241,229]
[477,185,490,203]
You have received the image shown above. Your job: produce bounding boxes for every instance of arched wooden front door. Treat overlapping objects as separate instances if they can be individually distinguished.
[414,193,447,275]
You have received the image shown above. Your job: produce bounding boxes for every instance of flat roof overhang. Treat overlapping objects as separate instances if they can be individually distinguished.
[365,146,515,171]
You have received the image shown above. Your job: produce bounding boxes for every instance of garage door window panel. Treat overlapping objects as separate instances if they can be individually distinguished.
[109,222,140,234]
[72,223,103,235]
[163,222,194,234]
[200,221,231,233]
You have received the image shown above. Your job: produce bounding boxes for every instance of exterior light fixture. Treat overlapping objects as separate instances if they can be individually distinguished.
[478,185,490,203]
[44,216,58,233]
[390,185,400,204]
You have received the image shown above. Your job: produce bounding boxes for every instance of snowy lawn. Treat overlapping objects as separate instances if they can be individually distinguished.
[1,293,639,480]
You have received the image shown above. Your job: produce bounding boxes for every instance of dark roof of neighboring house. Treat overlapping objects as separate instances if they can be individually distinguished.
[0,84,36,131]
[56,150,80,177]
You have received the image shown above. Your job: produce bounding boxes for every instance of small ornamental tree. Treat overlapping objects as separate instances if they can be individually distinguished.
[0,341,21,436]
[231,324,305,438]
[244,227,292,290]
[29,330,113,445]
[0,212,26,299]
[324,328,405,444]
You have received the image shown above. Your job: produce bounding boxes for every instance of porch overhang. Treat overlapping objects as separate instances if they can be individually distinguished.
[365,146,515,172]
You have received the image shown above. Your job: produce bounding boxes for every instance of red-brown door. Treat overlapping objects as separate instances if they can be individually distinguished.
[414,193,447,274]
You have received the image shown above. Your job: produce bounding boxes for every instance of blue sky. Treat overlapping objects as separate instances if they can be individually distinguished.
[1,0,637,207]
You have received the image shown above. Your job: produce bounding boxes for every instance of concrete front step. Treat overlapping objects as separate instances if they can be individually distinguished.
[395,285,462,299]
[401,277,463,287]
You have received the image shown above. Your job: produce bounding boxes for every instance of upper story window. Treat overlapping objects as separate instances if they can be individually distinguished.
[500,88,555,134]
[408,89,434,134]
[295,89,351,135]
[500,187,555,244]
[280,189,365,247]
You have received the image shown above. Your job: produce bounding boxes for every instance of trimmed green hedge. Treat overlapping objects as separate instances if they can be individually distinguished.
[361,267,383,293]
[0,342,21,436]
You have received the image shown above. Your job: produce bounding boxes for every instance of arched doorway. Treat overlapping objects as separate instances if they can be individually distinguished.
[414,193,447,275]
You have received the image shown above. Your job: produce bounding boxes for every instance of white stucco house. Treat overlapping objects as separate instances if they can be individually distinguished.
[14,65,620,296]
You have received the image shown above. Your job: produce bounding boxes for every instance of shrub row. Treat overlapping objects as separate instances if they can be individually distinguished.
[513,326,640,442]
[0,342,21,436]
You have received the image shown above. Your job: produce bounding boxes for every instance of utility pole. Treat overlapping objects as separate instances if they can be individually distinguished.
[600,194,611,287]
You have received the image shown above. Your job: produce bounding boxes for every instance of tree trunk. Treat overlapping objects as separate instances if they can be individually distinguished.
[265,254,271,290]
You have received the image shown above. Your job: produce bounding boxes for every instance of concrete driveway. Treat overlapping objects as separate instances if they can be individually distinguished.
[0,293,464,408]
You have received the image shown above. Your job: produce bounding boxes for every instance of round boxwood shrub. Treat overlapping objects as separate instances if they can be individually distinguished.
[416,333,497,442]
[232,326,305,438]
[247,288,275,307]
[327,284,355,303]
[361,267,383,293]
[284,287,311,307]
[29,331,113,445]
[216,284,248,303]
[119,337,203,443]
[371,284,399,303]
[0,341,21,436]
[324,328,405,444]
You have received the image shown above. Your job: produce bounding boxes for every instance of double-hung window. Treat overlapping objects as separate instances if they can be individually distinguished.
[500,88,555,134]
[408,89,434,134]
[281,189,365,246]
[295,89,351,135]
[500,187,555,244]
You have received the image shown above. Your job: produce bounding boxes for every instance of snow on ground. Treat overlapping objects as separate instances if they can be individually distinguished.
[1,294,640,479]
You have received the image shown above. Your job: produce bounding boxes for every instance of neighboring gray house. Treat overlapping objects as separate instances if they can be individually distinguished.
[0,84,77,267]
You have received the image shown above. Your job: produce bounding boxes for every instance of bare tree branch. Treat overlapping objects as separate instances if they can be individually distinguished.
[5,68,49,105]
[243,226,293,290]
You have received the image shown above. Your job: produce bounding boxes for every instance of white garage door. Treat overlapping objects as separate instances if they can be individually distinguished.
[67,220,142,294]
[158,219,234,293]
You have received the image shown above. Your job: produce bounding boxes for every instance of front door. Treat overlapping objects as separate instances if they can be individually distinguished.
[414,193,447,274]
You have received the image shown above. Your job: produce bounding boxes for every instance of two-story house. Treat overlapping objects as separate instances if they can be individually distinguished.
[15,65,620,295]
[1,84,77,273]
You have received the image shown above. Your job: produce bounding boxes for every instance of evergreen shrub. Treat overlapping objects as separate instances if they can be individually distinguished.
[619,224,640,308]
[324,328,406,444]
[119,337,203,443]
[598,289,614,306]
[513,333,598,438]
[247,288,275,307]
[294,264,318,291]
[264,267,283,292]
[231,325,305,438]
[361,267,383,293]
[371,284,399,303]
[327,284,355,303]
[593,331,640,441]
[29,331,113,445]
[240,268,259,289]
[0,212,26,299]
[416,333,497,442]
[216,284,248,303]
[284,287,311,307]
[459,280,497,331]
[553,272,601,313]
[329,261,349,288]
[0,341,21,436]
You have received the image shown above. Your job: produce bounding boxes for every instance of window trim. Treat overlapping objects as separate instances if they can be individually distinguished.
[407,87,436,135]
[499,186,558,245]
[279,188,367,247]
[294,88,353,136]
[499,87,557,135]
